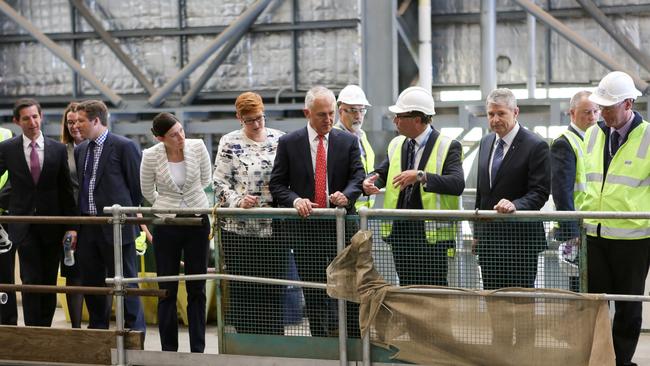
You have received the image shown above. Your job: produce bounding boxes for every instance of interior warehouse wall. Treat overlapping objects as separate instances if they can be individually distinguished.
[0,0,362,97]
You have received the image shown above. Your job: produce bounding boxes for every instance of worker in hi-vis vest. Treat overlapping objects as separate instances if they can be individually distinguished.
[362,86,464,287]
[582,71,650,366]
[334,85,375,209]
[0,125,14,325]
[550,90,600,291]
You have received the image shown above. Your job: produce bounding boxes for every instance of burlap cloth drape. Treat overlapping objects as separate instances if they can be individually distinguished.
[326,230,615,366]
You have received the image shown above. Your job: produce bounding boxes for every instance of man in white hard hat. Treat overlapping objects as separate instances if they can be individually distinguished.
[582,71,649,366]
[551,90,600,291]
[335,85,376,209]
[363,86,464,287]
[474,88,550,348]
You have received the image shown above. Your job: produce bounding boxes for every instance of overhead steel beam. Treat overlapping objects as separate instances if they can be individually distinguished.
[512,0,650,94]
[576,0,650,74]
[69,0,156,95]
[180,37,240,105]
[0,20,360,44]
[480,0,497,98]
[396,16,419,67]
[430,4,650,24]
[148,0,273,107]
[0,0,123,106]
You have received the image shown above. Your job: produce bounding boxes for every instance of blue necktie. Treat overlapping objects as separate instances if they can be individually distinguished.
[610,131,620,156]
[401,139,417,208]
[491,138,505,186]
[80,141,96,214]
[406,139,416,170]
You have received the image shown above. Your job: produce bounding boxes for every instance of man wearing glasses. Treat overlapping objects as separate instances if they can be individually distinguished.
[335,85,376,209]
[582,71,650,366]
[362,86,464,287]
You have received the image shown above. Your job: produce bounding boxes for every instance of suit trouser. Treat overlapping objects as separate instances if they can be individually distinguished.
[77,224,145,332]
[17,230,61,326]
[221,229,286,335]
[388,221,451,287]
[290,219,360,338]
[587,236,650,365]
[153,216,210,353]
[0,242,17,325]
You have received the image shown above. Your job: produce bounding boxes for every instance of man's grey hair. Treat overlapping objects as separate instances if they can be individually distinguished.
[569,90,592,110]
[305,86,336,110]
[486,88,517,110]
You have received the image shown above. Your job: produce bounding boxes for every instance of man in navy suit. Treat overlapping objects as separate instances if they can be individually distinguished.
[73,100,145,331]
[0,98,76,326]
[474,88,550,347]
[551,91,599,291]
[270,86,365,337]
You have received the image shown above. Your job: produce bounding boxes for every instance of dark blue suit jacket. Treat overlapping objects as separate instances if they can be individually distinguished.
[75,132,142,243]
[0,135,76,243]
[551,125,581,240]
[475,126,550,253]
[269,127,365,214]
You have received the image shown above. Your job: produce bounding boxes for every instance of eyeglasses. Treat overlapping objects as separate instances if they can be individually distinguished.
[393,113,417,120]
[242,114,265,125]
[342,107,368,115]
[599,101,625,112]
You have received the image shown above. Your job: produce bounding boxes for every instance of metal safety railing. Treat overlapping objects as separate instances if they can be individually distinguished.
[99,206,650,366]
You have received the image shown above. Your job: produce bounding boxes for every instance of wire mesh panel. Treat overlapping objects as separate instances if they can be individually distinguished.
[217,213,356,338]
[365,215,585,292]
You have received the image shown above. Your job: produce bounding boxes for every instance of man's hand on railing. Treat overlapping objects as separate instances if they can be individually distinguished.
[363,174,380,195]
[329,191,348,207]
[293,198,318,217]
[494,199,516,213]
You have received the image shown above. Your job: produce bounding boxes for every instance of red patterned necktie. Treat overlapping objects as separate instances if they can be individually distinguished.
[30,141,41,184]
[314,135,327,208]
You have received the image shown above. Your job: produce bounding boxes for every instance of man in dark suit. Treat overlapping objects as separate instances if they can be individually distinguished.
[551,91,599,291]
[474,88,550,347]
[0,98,76,326]
[73,100,145,331]
[270,86,365,337]
[363,86,464,287]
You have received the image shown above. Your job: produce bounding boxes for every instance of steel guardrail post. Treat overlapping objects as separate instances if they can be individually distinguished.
[111,204,126,366]
[359,207,371,366]
[335,207,348,366]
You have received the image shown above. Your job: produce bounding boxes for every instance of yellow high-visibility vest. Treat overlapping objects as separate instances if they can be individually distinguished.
[333,124,376,209]
[382,134,460,245]
[554,129,587,207]
[581,120,650,239]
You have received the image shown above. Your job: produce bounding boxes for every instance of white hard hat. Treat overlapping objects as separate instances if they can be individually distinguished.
[589,71,641,106]
[388,86,436,115]
[337,85,371,106]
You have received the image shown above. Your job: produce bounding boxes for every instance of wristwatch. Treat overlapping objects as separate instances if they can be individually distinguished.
[416,170,426,183]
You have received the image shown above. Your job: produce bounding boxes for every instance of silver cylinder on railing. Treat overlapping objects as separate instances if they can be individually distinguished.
[0,292,7,305]
[111,204,126,366]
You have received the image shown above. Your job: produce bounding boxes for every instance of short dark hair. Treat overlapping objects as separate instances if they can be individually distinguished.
[76,100,108,126]
[411,111,432,124]
[13,98,42,120]
[151,112,180,137]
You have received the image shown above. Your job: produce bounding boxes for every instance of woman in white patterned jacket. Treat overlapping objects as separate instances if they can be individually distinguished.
[140,112,212,353]
[213,92,287,335]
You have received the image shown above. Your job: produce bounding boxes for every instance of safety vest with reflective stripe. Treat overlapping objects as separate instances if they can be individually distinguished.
[581,119,650,239]
[554,129,586,207]
[333,124,376,209]
[383,134,460,244]
[0,128,11,189]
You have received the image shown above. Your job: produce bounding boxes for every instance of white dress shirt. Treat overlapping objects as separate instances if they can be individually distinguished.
[306,123,330,205]
[22,133,44,171]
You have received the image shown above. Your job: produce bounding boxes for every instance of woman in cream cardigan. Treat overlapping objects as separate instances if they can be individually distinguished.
[140,112,212,353]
